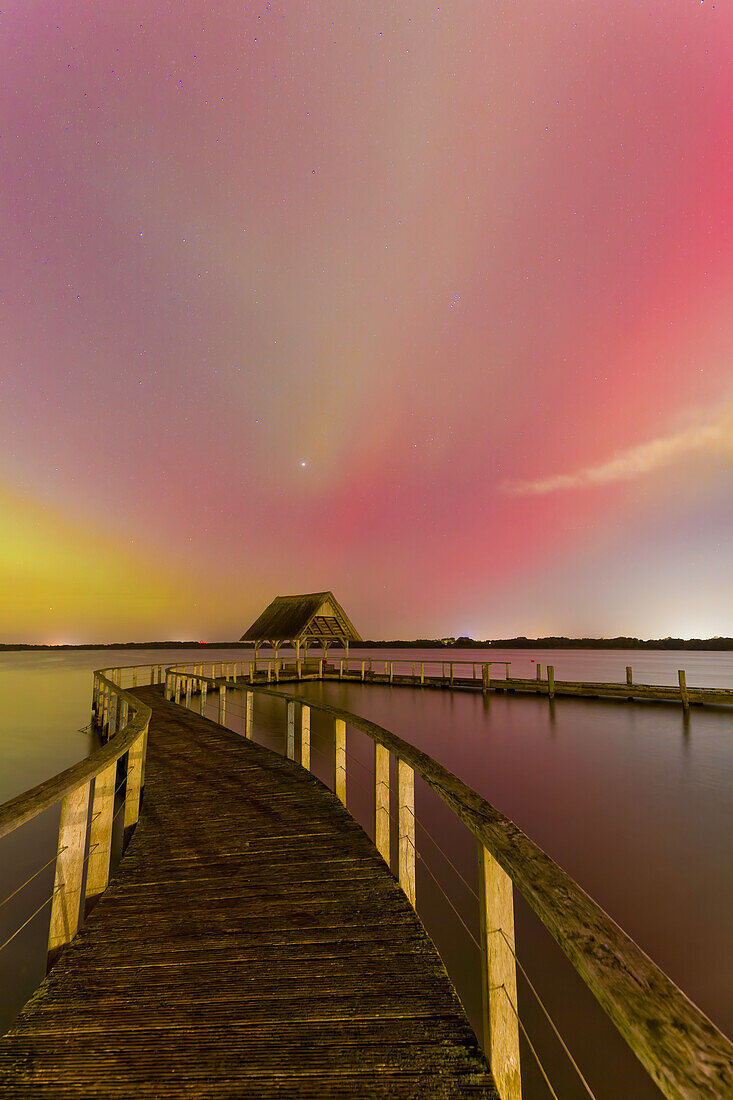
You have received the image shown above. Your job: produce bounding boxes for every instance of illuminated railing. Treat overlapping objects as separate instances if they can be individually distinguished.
[163,660,733,1100]
[0,669,150,976]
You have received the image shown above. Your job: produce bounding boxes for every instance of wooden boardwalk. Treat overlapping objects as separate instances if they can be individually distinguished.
[0,686,496,1098]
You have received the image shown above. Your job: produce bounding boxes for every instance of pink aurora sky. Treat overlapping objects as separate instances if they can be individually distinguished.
[1,1,731,642]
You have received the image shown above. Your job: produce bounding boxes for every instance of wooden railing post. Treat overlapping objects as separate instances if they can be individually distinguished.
[478,843,522,1100]
[450,662,454,685]
[389,661,393,683]
[334,718,346,805]
[174,677,181,705]
[124,729,146,830]
[396,759,416,906]
[244,690,253,738]
[420,662,425,685]
[300,704,310,769]
[536,664,541,682]
[85,762,116,902]
[375,743,390,864]
[626,665,633,686]
[200,679,207,716]
[108,693,118,739]
[185,678,192,709]
[47,781,92,969]
[678,669,689,710]
[361,660,365,681]
[286,700,296,760]
[547,665,555,699]
[482,665,490,694]
[319,658,324,678]
[120,699,129,730]
[218,684,227,725]
[339,660,344,680]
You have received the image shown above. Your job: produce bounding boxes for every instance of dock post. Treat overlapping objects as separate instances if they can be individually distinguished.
[244,691,253,738]
[679,670,689,711]
[124,730,146,829]
[334,719,347,805]
[300,705,310,769]
[482,665,490,694]
[185,678,192,709]
[119,699,129,731]
[397,759,416,906]
[218,685,227,726]
[389,661,394,683]
[478,842,522,1100]
[361,660,365,682]
[47,781,92,969]
[286,700,296,760]
[296,657,302,680]
[450,662,454,686]
[249,661,254,683]
[339,660,344,680]
[174,677,181,705]
[547,666,555,699]
[420,662,425,685]
[536,664,541,682]
[108,694,118,739]
[626,666,633,686]
[375,743,390,864]
[85,761,116,902]
[267,662,272,683]
[319,658,324,678]
[200,679,207,717]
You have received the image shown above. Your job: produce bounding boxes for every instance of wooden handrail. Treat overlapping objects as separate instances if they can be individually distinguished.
[0,677,150,841]
[0,671,150,970]
[167,668,733,1100]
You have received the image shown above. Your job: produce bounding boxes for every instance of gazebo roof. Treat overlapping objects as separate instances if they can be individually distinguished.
[240,592,361,644]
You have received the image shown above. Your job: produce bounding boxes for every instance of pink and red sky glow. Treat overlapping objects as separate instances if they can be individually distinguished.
[1,1,731,643]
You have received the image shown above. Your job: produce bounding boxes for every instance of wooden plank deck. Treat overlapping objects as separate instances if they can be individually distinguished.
[0,686,496,1098]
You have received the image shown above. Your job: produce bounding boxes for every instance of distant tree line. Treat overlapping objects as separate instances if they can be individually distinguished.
[2,636,732,651]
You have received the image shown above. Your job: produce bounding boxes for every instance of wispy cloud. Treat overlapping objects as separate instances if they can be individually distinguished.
[505,403,733,495]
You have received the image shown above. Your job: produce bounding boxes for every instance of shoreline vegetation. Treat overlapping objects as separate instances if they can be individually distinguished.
[2,637,733,652]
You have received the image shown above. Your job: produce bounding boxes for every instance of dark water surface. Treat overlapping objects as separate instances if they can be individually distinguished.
[1,647,732,1097]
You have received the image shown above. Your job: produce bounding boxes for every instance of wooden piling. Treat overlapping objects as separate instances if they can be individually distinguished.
[244,691,253,739]
[334,719,347,805]
[123,731,145,829]
[300,704,310,769]
[218,685,227,726]
[47,782,91,968]
[679,669,689,711]
[286,700,296,760]
[397,759,416,907]
[478,843,522,1100]
[85,763,116,901]
[547,665,555,700]
[199,679,207,717]
[375,743,390,864]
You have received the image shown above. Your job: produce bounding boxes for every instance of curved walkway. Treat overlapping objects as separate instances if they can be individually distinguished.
[0,687,496,1098]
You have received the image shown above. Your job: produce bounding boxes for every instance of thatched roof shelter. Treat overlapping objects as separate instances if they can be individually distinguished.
[240,592,361,658]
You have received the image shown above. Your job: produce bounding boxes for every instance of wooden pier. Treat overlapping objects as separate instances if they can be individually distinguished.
[215,656,733,711]
[0,687,496,1098]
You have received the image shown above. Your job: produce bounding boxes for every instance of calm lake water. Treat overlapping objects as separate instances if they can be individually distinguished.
[1,647,732,1098]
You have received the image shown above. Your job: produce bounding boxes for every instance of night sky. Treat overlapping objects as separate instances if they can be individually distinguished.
[2,2,731,643]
